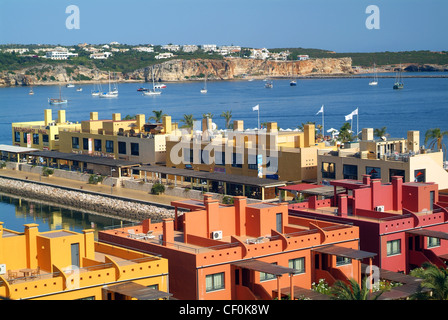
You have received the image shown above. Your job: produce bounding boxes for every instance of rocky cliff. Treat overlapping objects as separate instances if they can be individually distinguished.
[0,57,353,87]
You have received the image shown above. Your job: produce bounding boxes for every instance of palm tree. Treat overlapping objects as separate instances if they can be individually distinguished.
[411,262,448,300]
[220,110,232,129]
[180,114,195,129]
[202,113,213,119]
[297,121,315,131]
[338,122,354,143]
[424,128,448,161]
[374,126,388,139]
[331,278,383,300]
[148,110,167,123]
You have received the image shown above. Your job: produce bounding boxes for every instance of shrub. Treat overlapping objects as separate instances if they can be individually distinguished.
[88,174,104,184]
[42,167,54,176]
[151,183,165,195]
[222,195,234,205]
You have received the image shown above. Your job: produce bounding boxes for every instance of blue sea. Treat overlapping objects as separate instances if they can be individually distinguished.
[1,73,447,146]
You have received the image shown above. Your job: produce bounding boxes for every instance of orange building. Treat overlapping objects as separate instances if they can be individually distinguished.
[99,194,376,300]
[0,222,170,300]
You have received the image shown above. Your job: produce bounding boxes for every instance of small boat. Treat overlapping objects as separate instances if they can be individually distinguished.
[29,87,34,95]
[393,64,404,90]
[137,87,148,92]
[143,67,161,96]
[200,74,207,93]
[154,84,166,89]
[289,61,297,86]
[265,81,273,88]
[49,86,67,105]
[66,83,75,88]
[290,80,297,86]
[76,87,83,92]
[91,72,102,96]
[369,63,378,86]
[100,72,119,98]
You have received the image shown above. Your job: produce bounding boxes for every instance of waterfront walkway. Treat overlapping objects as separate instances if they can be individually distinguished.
[0,168,184,207]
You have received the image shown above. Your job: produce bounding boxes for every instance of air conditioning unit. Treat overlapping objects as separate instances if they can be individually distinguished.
[212,230,223,240]
[0,264,6,275]
[375,205,385,212]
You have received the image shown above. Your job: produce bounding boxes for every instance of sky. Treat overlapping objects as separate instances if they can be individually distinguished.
[0,0,447,52]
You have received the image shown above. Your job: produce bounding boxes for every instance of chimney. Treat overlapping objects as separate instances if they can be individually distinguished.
[338,194,348,217]
[112,113,121,121]
[308,195,318,209]
[205,196,220,237]
[141,219,151,233]
[233,196,247,236]
[304,124,315,147]
[44,109,52,126]
[90,112,98,121]
[362,174,371,185]
[162,218,174,245]
[136,114,145,132]
[57,110,66,124]
[267,122,278,133]
[370,179,382,209]
[24,223,39,268]
[362,128,374,141]
[162,115,172,134]
[392,176,403,211]
[233,120,244,131]
[83,229,95,260]
[202,117,212,132]
[407,130,419,152]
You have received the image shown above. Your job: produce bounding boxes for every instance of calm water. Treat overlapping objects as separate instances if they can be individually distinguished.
[0,73,447,145]
[0,74,447,232]
[0,193,130,237]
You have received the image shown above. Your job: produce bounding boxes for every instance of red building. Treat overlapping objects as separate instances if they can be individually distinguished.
[98,194,375,300]
[288,175,448,273]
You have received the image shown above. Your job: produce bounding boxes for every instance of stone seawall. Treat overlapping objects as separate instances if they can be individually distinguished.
[0,177,175,222]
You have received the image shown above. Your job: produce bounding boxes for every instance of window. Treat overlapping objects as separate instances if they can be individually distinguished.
[389,169,405,182]
[118,141,126,154]
[215,151,225,166]
[232,152,243,168]
[72,137,80,149]
[343,164,358,180]
[94,139,102,152]
[42,134,49,143]
[205,272,224,292]
[289,257,305,274]
[106,140,114,153]
[414,169,426,183]
[366,166,381,179]
[83,138,89,150]
[14,131,20,142]
[260,263,277,282]
[248,153,259,170]
[387,239,401,256]
[322,162,335,179]
[23,132,28,143]
[32,134,39,145]
[131,143,139,156]
[427,237,441,248]
[336,256,352,266]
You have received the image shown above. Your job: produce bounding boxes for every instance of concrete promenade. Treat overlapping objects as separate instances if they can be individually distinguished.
[0,168,185,207]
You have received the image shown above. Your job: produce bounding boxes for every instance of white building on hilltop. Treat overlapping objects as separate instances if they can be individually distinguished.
[45,47,78,60]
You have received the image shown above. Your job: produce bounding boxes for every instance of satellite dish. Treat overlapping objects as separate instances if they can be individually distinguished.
[381,136,387,141]
[211,122,217,130]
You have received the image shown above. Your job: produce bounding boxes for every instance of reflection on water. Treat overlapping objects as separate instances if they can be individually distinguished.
[0,193,132,239]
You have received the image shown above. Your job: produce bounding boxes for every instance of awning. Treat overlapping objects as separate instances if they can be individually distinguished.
[313,245,377,260]
[103,282,172,300]
[0,144,39,154]
[279,184,322,192]
[232,259,300,276]
[406,229,448,240]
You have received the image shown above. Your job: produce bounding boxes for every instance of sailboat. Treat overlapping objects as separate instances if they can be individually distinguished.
[369,63,378,86]
[48,86,67,105]
[393,64,404,90]
[200,73,207,93]
[28,86,34,95]
[143,66,162,96]
[265,77,273,88]
[100,72,118,98]
[91,72,102,96]
[290,61,297,86]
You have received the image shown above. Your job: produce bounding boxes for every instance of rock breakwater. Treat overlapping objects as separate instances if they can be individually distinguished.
[0,177,175,222]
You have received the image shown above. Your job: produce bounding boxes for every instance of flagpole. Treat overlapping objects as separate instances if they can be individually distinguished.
[357,109,359,141]
[258,107,260,129]
[322,105,324,139]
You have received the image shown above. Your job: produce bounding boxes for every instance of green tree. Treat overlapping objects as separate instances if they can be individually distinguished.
[338,122,354,143]
[148,110,167,123]
[220,110,232,129]
[411,262,448,300]
[297,121,315,131]
[374,126,388,139]
[180,114,196,129]
[424,128,448,160]
[331,278,383,300]
[202,113,213,119]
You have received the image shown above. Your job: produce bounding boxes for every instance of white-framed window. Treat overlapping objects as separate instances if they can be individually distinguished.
[387,239,401,256]
[288,257,305,273]
[427,237,441,248]
[206,272,224,292]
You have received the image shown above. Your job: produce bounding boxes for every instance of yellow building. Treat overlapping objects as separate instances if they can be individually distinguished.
[12,109,81,151]
[58,112,174,165]
[166,119,333,183]
[318,128,448,189]
[0,222,170,300]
